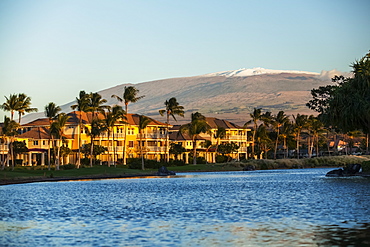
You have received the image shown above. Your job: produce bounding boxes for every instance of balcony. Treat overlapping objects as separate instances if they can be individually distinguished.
[137,133,167,139]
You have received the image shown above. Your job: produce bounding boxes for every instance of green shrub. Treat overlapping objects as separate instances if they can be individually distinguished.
[189,156,207,164]
[216,155,228,163]
[127,158,163,169]
[61,163,76,170]
[168,159,186,167]
[362,161,370,173]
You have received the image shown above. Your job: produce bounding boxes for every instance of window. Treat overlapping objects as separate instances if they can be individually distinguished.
[42,140,46,145]
[128,141,134,148]
[128,128,135,135]
[159,128,166,135]
[33,140,38,146]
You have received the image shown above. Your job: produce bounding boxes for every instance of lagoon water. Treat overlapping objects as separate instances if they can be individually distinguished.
[1,168,370,246]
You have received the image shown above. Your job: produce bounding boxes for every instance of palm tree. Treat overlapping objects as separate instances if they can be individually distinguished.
[103,105,126,167]
[307,115,325,157]
[244,108,262,158]
[50,113,70,170]
[45,102,61,170]
[159,97,185,162]
[272,111,289,159]
[16,93,38,124]
[280,121,293,158]
[86,118,107,167]
[179,112,211,165]
[71,90,90,168]
[138,115,151,170]
[2,116,19,170]
[87,92,109,119]
[111,105,126,167]
[1,94,20,121]
[292,114,308,159]
[214,126,226,155]
[255,124,271,159]
[111,86,144,165]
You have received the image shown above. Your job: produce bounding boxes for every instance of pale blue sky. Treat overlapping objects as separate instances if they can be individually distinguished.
[0,0,369,120]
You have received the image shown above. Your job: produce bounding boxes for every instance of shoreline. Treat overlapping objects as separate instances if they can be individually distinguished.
[0,173,160,186]
[3,167,369,186]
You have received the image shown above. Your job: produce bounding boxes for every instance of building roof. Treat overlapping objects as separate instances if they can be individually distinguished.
[205,117,243,129]
[17,126,72,140]
[17,127,51,139]
[170,118,244,132]
[169,131,208,141]
[22,111,168,127]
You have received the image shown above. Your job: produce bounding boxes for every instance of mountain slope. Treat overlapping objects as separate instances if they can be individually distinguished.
[21,68,342,125]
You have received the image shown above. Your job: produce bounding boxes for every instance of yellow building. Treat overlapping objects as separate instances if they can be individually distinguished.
[1,113,251,166]
[169,117,251,163]
[14,111,169,166]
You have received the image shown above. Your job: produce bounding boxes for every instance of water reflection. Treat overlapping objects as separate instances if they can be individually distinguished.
[0,168,370,246]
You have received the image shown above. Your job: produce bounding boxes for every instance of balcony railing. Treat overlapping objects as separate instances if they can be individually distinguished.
[136,133,167,139]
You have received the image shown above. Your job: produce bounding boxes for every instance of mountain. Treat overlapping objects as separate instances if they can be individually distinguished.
[21,68,346,126]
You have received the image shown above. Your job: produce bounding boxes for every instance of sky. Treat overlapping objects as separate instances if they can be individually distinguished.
[0,0,369,120]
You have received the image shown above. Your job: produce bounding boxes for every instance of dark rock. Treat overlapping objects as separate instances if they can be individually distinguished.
[326,164,362,177]
[156,166,176,176]
[345,163,362,174]
[326,168,344,177]
[243,165,256,171]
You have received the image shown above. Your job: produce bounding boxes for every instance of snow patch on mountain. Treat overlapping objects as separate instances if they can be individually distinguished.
[203,67,320,77]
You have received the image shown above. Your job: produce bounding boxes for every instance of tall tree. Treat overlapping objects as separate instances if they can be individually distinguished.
[309,52,370,135]
[292,114,308,159]
[103,105,126,167]
[255,124,271,159]
[16,93,38,124]
[179,112,211,165]
[244,108,262,158]
[71,90,90,168]
[45,102,61,170]
[1,116,19,170]
[111,86,144,165]
[86,118,107,167]
[159,97,185,162]
[280,121,293,158]
[138,115,151,170]
[1,94,20,121]
[50,113,70,170]
[272,111,289,159]
[214,126,226,155]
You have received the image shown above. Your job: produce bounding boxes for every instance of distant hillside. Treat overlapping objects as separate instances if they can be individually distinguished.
[21,68,345,126]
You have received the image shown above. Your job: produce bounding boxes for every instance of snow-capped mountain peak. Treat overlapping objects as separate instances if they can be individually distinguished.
[203,67,319,77]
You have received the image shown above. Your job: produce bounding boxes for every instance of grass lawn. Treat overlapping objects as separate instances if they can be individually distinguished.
[0,163,242,183]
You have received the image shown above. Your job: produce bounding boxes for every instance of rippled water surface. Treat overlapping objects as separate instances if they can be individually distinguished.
[1,168,370,246]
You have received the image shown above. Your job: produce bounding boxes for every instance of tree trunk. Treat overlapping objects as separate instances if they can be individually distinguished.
[113,130,116,168]
[193,139,197,165]
[90,136,94,167]
[252,122,257,158]
[48,138,51,170]
[107,130,111,167]
[123,104,128,165]
[140,132,144,170]
[10,138,14,171]
[274,128,279,159]
[316,136,319,157]
[284,137,287,158]
[56,139,61,170]
[166,113,170,163]
[296,132,300,159]
[76,117,82,169]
